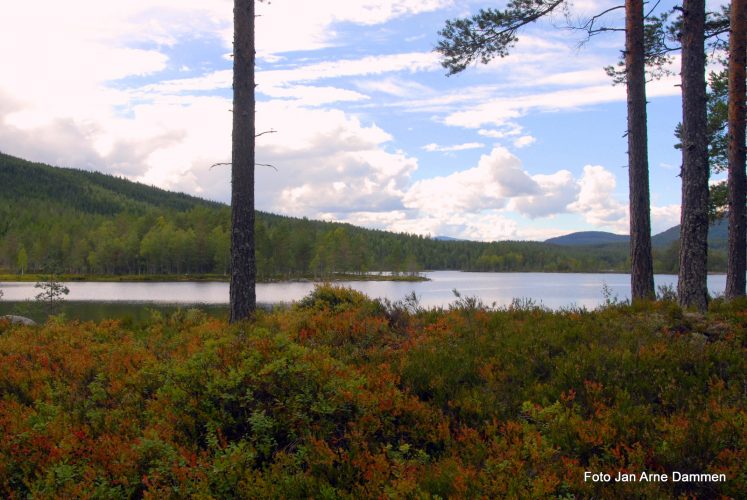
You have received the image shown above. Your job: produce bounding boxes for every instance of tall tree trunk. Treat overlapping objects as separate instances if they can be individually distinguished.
[678,0,709,311]
[625,0,655,301]
[230,0,256,322]
[725,0,747,299]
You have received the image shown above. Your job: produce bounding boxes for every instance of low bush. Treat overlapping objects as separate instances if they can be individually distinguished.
[0,288,744,497]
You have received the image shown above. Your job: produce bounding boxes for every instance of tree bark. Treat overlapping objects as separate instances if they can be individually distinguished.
[678,0,709,311]
[230,0,256,322]
[625,0,655,301]
[725,0,747,299]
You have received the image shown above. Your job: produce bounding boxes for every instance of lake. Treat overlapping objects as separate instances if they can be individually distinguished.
[1,271,727,313]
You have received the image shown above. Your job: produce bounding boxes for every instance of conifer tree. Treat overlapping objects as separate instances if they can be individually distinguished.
[625,0,655,300]
[230,0,257,322]
[678,0,710,310]
[725,0,747,299]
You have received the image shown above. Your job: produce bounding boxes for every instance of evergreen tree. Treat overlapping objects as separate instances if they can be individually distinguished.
[17,246,27,275]
[725,0,747,299]
[678,0,710,311]
[436,1,565,75]
[34,275,69,316]
[230,0,257,321]
[625,0,655,300]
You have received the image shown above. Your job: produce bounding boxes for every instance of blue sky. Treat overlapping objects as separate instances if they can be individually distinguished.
[0,0,728,240]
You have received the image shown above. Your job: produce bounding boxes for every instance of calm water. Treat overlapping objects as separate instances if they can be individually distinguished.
[0,271,727,311]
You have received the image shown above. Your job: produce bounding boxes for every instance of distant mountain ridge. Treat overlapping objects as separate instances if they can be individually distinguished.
[545,231,629,246]
[650,219,728,247]
[546,220,728,248]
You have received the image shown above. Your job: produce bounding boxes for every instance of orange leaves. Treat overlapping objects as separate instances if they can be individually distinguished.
[0,295,745,497]
[560,388,576,403]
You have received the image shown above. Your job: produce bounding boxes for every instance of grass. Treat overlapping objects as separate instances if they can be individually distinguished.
[0,285,744,498]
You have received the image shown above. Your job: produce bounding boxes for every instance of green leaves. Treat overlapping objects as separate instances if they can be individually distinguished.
[437,1,564,75]
[34,275,69,316]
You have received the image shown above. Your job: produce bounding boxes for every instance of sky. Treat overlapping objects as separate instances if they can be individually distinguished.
[0,0,729,241]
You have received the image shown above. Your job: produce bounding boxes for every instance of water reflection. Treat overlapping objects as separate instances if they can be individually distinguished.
[0,271,727,311]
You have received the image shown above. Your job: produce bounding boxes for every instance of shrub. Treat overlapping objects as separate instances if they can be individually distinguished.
[0,288,744,497]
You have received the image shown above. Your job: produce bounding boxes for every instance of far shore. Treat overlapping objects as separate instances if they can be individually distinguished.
[0,272,429,284]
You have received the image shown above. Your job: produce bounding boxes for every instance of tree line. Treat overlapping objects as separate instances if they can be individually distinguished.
[3,152,728,280]
[0,193,730,279]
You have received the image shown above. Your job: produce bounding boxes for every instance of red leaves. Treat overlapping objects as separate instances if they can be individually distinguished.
[0,298,744,497]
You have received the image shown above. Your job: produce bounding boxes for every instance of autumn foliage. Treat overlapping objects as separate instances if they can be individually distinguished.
[0,286,745,497]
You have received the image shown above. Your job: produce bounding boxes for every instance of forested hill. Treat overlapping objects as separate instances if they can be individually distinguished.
[650,219,729,248]
[545,231,629,246]
[0,153,724,277]
[545,223,729,248]
[0,152,221,214]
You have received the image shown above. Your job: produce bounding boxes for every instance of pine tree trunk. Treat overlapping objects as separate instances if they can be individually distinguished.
[625,0,655,301]
[230,0,257,322]
[725,0,747,299]
[678,0,709,311]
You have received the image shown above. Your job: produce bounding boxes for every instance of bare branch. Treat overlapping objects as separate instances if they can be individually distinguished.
[575,4,625,35]
[584,26,625,38]
[567,4,626,49]
[210,130,277,170]
[644,0,662,19]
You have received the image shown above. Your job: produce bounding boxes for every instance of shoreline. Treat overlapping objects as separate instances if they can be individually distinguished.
[0,272,429,284]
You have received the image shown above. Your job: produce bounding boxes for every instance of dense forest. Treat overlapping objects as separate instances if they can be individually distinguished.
[0,153,728,278]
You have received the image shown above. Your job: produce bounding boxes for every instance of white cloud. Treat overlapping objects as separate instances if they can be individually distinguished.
[513,135,536,149]
[405,83,503,109]
[651,204,681,234]
[377,211,521,242]
[404,147,540,215]
[140,71,233,95]
[259,85,370,106]
[260,52,441,87]
[253,101,418,216]
[354,77,433,97]
[139,53,440,106]
[326,151,636,241]
[422,142,485,152]
[533,68,612,87]
[478,125,524,139]
[568,165,628,231]
[0,2,229,176]
[443,85,627,129]
[1,2,223,102]
[509,170,579,218]
[138,53,441,98]
[0,1,447,169]
[255,0,453,55]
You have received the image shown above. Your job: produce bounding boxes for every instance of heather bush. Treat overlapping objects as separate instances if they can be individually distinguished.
[0,288,744,497]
